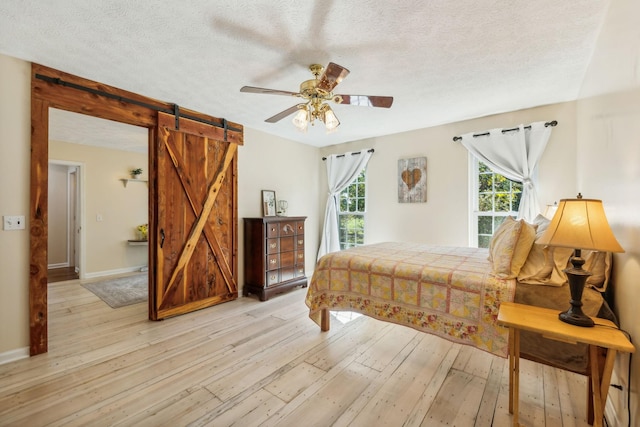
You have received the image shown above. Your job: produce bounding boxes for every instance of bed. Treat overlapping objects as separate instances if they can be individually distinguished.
[305,216,617,382]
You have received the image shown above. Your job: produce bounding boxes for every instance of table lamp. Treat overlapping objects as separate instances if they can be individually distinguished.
[537,194,624,327]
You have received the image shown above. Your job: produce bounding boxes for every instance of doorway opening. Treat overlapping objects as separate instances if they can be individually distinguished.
[47,160,82,283]
[47,108,149,284]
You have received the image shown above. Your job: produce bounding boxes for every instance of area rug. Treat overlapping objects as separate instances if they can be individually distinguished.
[82,273,148,308]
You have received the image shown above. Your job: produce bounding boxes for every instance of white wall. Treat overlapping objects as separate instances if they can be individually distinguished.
[49,140,149,277]
[238,128,322,285]
[0,54,31,359]
[575,0,640,424]
[319,101,577,247]
[48,164,70,266]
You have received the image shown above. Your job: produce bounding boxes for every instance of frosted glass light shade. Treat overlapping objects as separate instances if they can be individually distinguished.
[292,108,309,131]
[537,197,624,253]
[322,105,340,131]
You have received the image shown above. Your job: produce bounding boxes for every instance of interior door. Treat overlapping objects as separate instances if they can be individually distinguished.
[150,112,239,320]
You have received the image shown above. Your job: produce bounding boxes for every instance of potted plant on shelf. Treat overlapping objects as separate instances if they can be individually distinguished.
[136,223,148,240]
[130,168,143,179]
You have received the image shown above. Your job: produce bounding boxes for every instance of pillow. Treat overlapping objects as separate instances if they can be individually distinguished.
[517,213,612,288]
[517,215,553,283]
[518,214,574,286]
[489,216,537,279]
[542,249,611,288]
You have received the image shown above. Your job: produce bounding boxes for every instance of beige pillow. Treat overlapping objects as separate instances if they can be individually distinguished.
[517,217,611,287]
[517,215,552,283]
[489,216,537,279]
[583,250,612,291]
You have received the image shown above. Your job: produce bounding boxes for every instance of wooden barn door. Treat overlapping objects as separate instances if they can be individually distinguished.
[150,112,239,320]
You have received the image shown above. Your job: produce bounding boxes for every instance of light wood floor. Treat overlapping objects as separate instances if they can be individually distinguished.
[0,279,593,426]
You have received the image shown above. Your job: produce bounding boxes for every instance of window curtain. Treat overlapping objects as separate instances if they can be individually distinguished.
[317,150,373,260]
[460,122,552,222]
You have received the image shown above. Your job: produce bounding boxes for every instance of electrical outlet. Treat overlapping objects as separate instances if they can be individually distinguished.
[3,215,26,230]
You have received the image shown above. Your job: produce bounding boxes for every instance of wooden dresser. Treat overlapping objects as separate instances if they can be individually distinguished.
[243,216,307,301]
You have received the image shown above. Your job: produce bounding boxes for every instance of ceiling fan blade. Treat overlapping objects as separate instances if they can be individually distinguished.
[316,62,350,92]
[265,104,305,123]
[337,95,394,108]
[240,86,299,97]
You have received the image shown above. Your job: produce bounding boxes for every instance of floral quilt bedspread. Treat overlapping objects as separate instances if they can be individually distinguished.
[305,242,516,357]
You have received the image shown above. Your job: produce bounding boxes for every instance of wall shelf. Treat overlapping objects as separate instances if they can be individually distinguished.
[120,178,148,188]
[127,239,148,246]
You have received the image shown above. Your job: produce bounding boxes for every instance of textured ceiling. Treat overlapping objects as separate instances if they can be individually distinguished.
[0,0,611,149]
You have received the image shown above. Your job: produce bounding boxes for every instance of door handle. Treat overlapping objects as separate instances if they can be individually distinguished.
[160,228,165,248]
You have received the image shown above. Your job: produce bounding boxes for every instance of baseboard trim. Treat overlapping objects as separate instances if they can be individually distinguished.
[0,347,30,365]
[84,266,147,279]
[48,262,70,269]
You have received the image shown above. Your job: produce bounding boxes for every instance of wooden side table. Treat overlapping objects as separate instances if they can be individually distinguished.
[497,301,634,427]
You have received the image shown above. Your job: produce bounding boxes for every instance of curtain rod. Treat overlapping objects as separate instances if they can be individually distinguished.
[322,148,374,161]
[452,120,557,142]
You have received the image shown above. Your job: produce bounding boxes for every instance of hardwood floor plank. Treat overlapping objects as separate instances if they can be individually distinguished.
[116,387,223,427]
[190,388,285,427]
[422,369,486,426]
[543,364,564,427]
[474,356,505,426]
[0,279,595,426]
[263,362,326,403]
[342,333,459,427]
[519,359,547,426]
[273,361,378,427]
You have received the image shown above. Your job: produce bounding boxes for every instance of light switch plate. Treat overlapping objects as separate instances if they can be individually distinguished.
[3,215,26,230]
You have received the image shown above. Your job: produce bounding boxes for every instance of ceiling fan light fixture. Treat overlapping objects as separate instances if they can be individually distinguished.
[321,104,340,132]
[292,107,309,132]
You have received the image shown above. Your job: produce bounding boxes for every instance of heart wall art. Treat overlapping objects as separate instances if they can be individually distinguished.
[398,157,427,203]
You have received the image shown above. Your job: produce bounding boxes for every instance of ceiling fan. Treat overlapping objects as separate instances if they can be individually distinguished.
[240,62,393,132]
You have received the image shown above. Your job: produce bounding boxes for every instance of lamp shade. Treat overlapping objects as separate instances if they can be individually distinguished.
[537,197,624,253]
[292,107,309,131]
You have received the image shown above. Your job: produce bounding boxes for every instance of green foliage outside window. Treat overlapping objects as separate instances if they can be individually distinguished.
[476,162,522,248]
[339,170,366,249]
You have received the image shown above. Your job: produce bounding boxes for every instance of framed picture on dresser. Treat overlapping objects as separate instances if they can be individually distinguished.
[262,190,276,216]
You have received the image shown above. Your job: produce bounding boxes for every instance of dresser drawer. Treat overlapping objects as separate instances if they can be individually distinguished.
[266,254,279,270]
[280,267,295,282]
[266,238,279,254]
[280,236,294,252]
[280,251,295,268]
[279,221,297,236]
[267,223,279,238]
[266,270,280,286]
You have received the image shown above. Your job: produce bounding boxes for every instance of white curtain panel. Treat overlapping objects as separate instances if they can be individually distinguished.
[317,149,373,260]
[460,122,552,222]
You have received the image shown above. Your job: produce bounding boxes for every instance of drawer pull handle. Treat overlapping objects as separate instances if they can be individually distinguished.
[270,275,276,280]
[298,254,303,259]
[298,240,303,245]
[270,259,276,265]
[270,243,277,249]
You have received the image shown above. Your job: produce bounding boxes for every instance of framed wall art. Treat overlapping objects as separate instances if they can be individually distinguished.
[398,157,427,203]
[262,190,277,216]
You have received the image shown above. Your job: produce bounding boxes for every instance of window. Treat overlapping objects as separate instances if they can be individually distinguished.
[471,159,522,248]
[338,169,366,250]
